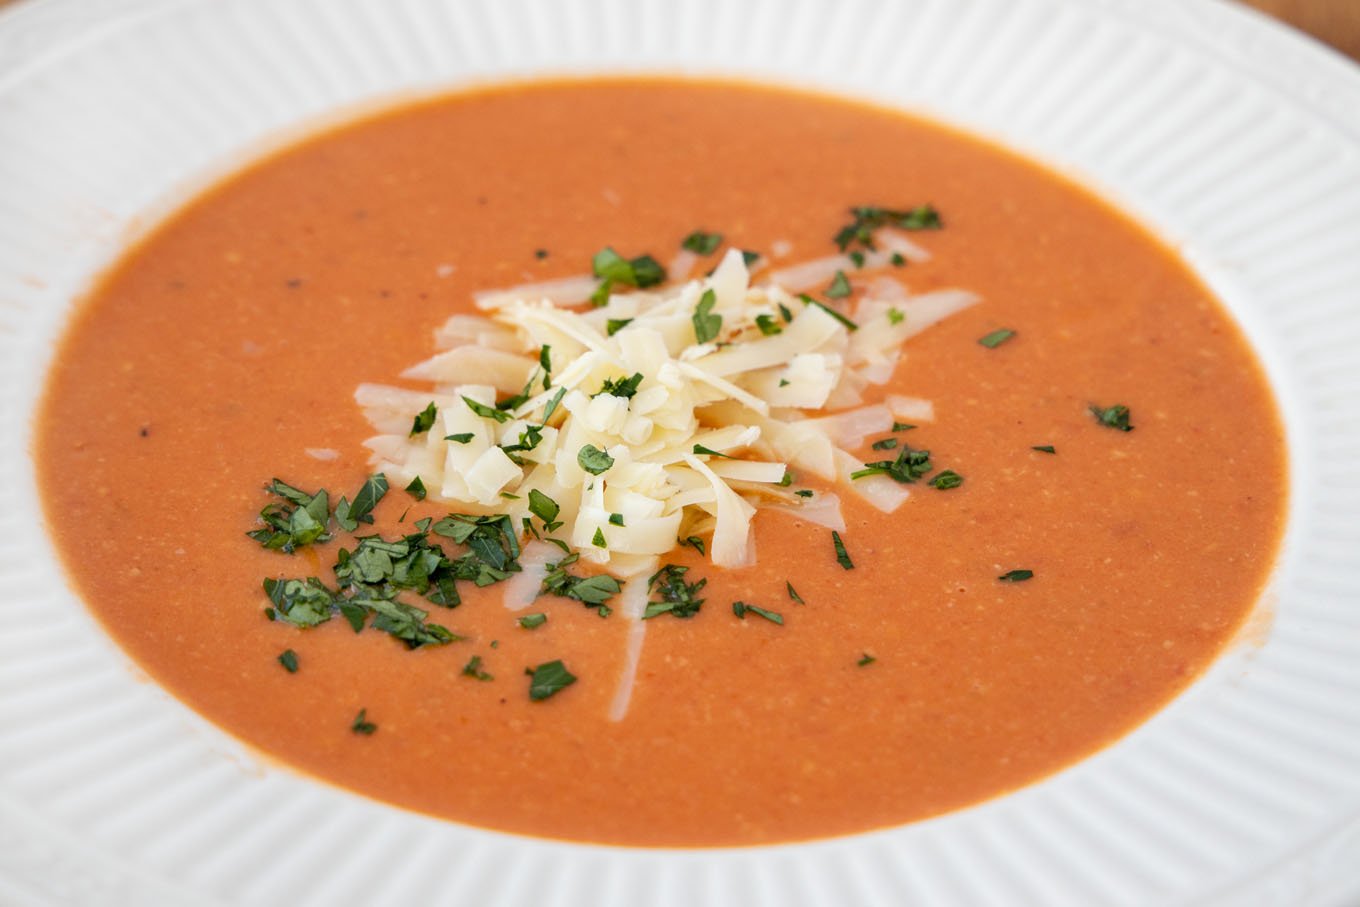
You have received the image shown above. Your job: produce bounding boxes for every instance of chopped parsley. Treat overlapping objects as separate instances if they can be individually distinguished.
[608,512,625,526]
[351,708,377,735]
[527,489,562,531]
[643,564,706,619]
[409,401,438,436]
[248,479,333,552]
[832,531,854,570]
[857,653,876,667]
[978,328,1016,349]
[741,250,761,268]
[799,294,858,331]
[277,649,299,673]
[886,307,905,325]
[590,247,666,306]
[998,569,1034,582]
[445,432,474,444]
[692,443,734,458]
[595,372,644,399]
[404,476,426,501]
[732,601,783,624]
[517,612,547,629]
[871,437,898,451]
[526,659,577,701]
[892,421,916,432]
[606,317,633,336]
[825,270,852,299]
[681,230,724,254]
[850,444,932,483]
[541,553,623,607]
[1090,403,1134,432]
[929,470,963,490]
[577,444,614,475]
[754,313,783,336]
[592,527,607,548]
[692,288,722,344]
[462,654,494,681]
[786,581,805,605]
[833,204,942,253]
[463,395,513,423]
[1032,445,1057,454]
[680,535,706,556]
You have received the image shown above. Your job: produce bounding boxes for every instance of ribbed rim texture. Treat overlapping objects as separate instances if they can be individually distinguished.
[1,1,1358,904]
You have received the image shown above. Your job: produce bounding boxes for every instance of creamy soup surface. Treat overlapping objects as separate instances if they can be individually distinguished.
[36,78,1285,846]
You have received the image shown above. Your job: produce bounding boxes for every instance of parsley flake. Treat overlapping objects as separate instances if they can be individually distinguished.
[643,564,706,619]
[462,654,494,681]
[998,569,1034,582]
[825,270,852,299]
[978,328,1017,349]
[578,444,614,475]
[518,613,547,629]
[277,649,299,673]
[692,288,722,344]
[732,601,783,624]
[929,470,964,490]
[351,708,377,735]
[463,395,513,423]
[526,659,577,701]
[832,531,854,570]
[409,401,438,436]
[786,581,805,605]
[404,476,426,501]
[681,230,724,254]
[1032,445,1057,454]
[1090,403,1134,432]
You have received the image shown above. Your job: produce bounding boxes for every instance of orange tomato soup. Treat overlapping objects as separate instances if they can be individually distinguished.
[35,79,1285,846]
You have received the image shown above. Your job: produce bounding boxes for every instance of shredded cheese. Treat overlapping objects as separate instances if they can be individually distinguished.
[356,248,978,571]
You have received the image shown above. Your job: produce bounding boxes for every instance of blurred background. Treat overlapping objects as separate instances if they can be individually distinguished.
[1242,0,1360,60]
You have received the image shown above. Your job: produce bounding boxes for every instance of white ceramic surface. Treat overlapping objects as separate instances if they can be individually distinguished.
[2,0,1359,904]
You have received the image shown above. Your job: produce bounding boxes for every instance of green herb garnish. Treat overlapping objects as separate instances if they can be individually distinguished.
[577,444,614,475]
[643,564,707,619]
[929,470,963,490]
[832,531,854,570]
[592,527,607,549]
[692,288,722,344]
[1032,445,1056,454]
[871,437,898,451]
[998,569,1034,582]
[857,653,876,667]
[409,401,438,436]
[595,372,644,399]
[526,659,577,701]
[850,444,932,483]
[754,313,783,336]
[606,317,633,336]
[463,395,513,423]
[351,708,377,735]
[799,294,858,331]
[248,479,333,552]
[786,581,805,604]
[692,443,734,458]
[825,270,852,299]
[1090,404,1133,432]
[680,536,706,556]
[541,552,622,606]
[833,204,941,253]
[732,601,783,624]
[517,613,547,629]
[681,231,723,254]
[978,328,1016,349]
[404,476,426,501]
[462,654,494,681]
[277,649,299,673]
[445,433,474,444]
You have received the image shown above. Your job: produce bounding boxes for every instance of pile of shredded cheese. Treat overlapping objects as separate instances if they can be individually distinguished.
[356,241,978,581]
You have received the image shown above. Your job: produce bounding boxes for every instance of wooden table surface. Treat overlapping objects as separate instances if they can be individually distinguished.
[1242,0,1360,60]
